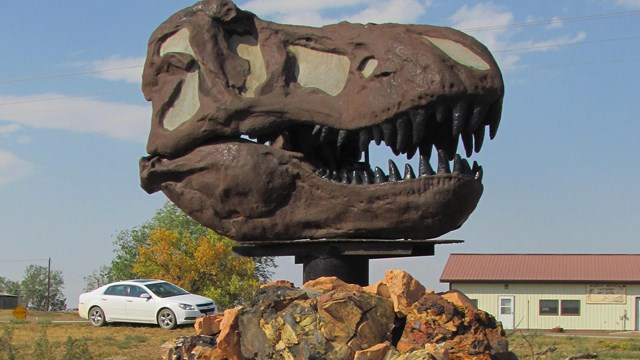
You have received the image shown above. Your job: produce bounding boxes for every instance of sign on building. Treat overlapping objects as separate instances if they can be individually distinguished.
[586,284,626,304]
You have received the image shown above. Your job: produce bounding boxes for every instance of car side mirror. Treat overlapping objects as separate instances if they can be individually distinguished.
[140,293,151,299]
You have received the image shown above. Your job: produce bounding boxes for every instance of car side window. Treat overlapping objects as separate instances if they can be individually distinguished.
[129,285,148,298]
[104,285,128,296]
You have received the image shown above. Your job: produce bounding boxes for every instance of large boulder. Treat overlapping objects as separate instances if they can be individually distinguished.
[161,271,514,359]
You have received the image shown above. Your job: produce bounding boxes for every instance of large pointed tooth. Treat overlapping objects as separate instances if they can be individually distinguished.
[410,108,427,145]
[419,155,435,177]
[436,106,449,123]
[374,167,387,183]
[475,165,484,182]
[472,161,480,176]
[312,125,322,138]
[361,170,372,184]
[452,101,468,137]
[437,150,451,174]
[396,116,410,152]
[340,168,350,184]
[452,156,472,174]
[381,122,396,148]
[337,130,348,148]
[453,154,463,173]
[406,146,417,160]
[469,104,487,132]
[388,160,400,182]
[461,131,473,158]
[419,143,433,163]
[487,100,503,140]
[359,128,372,153]
[473,125,485,153]
[461,158,471,174]
[351,170,362,184]
[371,125,382,145]
[404,164,416,179]
[320,126,331,142]
[446,137,458,161]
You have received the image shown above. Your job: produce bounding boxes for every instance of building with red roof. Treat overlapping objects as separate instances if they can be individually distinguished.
[440,254,640,330]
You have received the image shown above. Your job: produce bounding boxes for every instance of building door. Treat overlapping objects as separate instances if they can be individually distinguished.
[636,297,640,330]
[498,296,515,329]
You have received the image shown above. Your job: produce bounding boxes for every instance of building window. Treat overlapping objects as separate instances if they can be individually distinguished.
[539,300,559,315]
[561,300,580,316]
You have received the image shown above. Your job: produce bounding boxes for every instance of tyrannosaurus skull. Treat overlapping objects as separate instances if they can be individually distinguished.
[139,0,504,241]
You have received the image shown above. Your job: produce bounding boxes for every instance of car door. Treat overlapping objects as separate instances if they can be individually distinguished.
[101,285,128,320]
[125,285,156,322]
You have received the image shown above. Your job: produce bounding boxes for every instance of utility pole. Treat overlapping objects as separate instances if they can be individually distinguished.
[46,257,51,312]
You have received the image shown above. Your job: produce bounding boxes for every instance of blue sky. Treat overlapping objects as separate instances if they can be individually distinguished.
[1,0,639,307]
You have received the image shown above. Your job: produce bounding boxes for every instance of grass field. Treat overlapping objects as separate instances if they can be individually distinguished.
[0,310,194,359]
[3,310,640,359]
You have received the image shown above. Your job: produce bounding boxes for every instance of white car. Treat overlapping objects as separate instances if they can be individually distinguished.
[78,279,216,329]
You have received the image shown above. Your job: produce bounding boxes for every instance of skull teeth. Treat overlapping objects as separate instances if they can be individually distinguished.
[314,152,481,185]
[308,98,500,162]
[265,97,499,186]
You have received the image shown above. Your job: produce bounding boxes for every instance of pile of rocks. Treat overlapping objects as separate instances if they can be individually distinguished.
[161,271,514,359]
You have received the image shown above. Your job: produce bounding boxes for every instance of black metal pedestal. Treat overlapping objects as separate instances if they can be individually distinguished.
[233,238,462,286]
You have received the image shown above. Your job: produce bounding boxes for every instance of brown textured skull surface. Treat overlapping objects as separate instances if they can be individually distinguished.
[139,0,504,241]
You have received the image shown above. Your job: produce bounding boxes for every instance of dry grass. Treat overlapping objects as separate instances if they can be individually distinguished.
[508,330,640,359]
[4,311,640,359]
[0,310,194,359]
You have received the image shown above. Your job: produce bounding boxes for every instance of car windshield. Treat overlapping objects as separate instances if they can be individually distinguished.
[145,282,189,298]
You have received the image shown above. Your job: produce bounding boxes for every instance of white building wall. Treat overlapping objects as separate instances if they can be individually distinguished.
[450,282,640,331]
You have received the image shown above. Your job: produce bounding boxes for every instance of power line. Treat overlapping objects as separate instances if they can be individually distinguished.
[0,65,142,86]
[0,89,140,107]
[0,258,49,263]
[494,35,640,53]
[461,10,640,32]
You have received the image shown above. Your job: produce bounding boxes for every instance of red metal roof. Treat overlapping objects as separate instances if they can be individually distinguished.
[440,254,640,283]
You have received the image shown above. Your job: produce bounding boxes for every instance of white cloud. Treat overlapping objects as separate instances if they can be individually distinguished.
[0,123,21,136]
[547,16,564,29]
[0,150,34,186]
[241,0,369,17]
[450,3,586,71]
[347,0,430,24]
[241,0,431,26]
[0,95,150,143]
[91,56,145,84]
[614,0,640,8]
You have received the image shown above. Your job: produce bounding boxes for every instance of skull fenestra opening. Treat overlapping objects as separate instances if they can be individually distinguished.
[139,0,505,242]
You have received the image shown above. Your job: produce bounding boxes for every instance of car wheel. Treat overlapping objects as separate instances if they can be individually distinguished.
[89,306,106,327]
[157,308,177,330]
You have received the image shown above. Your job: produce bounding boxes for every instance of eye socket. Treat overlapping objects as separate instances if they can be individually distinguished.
[423,36,491,71]
[358,57,378,79]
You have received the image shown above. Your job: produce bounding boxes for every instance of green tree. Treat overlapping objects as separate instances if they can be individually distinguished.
[83,265,117,292]
[0,277,20,297]
[20,265,66,311]
[86,202,276,290]
[133,228,260,309]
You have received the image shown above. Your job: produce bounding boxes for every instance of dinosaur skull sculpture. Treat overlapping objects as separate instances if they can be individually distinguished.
[139,0,504,241]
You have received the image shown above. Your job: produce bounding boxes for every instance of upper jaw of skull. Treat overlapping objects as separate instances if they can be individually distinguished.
[142,4,503,164]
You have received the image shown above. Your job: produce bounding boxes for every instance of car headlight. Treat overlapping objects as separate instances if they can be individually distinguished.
[178,303,195,310]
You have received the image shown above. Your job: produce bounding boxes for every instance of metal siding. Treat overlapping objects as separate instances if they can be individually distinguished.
[450,282,640,330]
